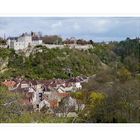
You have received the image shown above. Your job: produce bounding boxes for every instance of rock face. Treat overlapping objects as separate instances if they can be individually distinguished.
[15,46,43,57]
[0,45,7,48]
[0,57,9,73]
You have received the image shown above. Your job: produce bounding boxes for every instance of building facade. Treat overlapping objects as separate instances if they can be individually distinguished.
[7,33,43,50]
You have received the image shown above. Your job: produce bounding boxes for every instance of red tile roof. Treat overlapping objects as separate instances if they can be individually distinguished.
[19,99,32,106]
[2,80,16,87]
[49,99,58,108]
[56,93,70,97]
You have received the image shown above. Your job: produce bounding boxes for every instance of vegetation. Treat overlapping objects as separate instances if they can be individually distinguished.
[75,76,140,123]
[0,47,103,80]
[42,35,63,45]
[0,37,140,123]
[0,37,6,45]
[0,86,72,123]
[66,38,140,123]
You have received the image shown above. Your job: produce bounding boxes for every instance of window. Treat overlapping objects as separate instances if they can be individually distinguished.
[39,93,43,101]
[36,104,39,108]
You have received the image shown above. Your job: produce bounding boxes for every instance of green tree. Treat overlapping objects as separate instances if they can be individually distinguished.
[117,67,131,82]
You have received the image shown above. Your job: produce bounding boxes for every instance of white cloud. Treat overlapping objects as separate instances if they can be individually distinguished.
[0,17,139,41]
[94,19,111,32]
[89,18,119,33]
[51,21,62,28]
[73,23,80,30]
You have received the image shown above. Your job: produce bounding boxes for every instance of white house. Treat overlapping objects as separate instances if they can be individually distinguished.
[75,82,82,90]
[7,32,43,50]
[31,86,50,111]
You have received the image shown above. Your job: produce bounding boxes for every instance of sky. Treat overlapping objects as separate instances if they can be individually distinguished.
[0,17,140,42]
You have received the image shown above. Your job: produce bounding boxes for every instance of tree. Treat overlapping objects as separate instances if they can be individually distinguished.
[0,37,6,45]
[117,67,131,82]
[42,35,63,44]
[76,91,107,123]
[90,91,106,105]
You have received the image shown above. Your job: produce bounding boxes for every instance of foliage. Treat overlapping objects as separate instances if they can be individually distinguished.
[0,37,140,123]
[75,76,140,123]
[0,37,6,45]
[0,48,14,59]
[117,67,132,82]
[42,35,63,44]
[114,38,140,73]
[0,85,72,123]
[71,92,83,100]
[0,47,102,80]
[90,91,106,105]
[1,38,139,80]
[89,44,117,64]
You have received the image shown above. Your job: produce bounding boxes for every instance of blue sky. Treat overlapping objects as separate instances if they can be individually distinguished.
[0,17,140,42]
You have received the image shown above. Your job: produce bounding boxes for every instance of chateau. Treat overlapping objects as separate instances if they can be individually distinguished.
[7,32,43,50]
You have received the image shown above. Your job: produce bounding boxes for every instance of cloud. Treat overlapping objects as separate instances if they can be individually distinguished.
[51,21,62,28]
[73,23,80,30]
[0,17,139,41]
[90,19,110,33]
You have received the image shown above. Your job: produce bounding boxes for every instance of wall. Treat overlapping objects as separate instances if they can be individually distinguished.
[11,41,29,50]
[18,35,32,43]
[43,44,93,50]
[32,40,43,46]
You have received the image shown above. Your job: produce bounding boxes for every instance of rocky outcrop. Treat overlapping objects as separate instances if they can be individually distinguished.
[0,57,9,73]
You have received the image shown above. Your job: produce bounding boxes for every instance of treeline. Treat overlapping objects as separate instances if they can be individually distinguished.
[90,38,140,74]
[70,38,140,123]
[114,38,140,74]
[64,38,94,45]
[42,35,94,45]
[42,35,63,45]
[73,71,140,123]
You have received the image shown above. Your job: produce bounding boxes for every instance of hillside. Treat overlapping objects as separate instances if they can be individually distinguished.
[0,46,105,80]
[0,38,139,81]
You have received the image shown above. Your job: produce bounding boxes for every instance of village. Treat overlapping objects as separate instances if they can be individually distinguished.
[0,32,94,118]
[1,76,89,118]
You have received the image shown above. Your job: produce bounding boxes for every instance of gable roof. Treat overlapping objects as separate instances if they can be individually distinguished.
[49,99,58,109]
[2,80,16,87]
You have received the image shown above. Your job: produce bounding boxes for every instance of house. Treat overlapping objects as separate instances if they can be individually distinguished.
[2,80,16,88]
[56,85,65,93]
[13,80,31,93]
[67,112,78,118]
[55,112,65,117]
[49,99,59,109]
[53,96,80,117]
[56,93,70,101]
[31,85,51,111]
[74,82,82,90]
[56,84,74,93]
[20,80,30,89]
[8,79,33,93]
[3,77,86,115]
[66,77,85,90]
[58,96,78,114]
